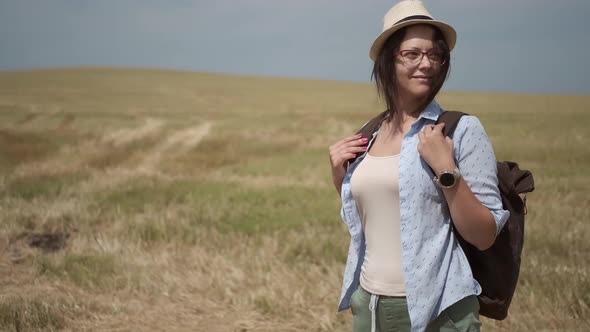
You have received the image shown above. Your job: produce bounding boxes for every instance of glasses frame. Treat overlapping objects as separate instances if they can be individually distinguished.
[393,49,447,66]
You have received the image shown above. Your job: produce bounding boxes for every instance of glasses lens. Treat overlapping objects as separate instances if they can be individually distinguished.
[398,50,447,66]
[400,50,422,65]
[428,52,445,65]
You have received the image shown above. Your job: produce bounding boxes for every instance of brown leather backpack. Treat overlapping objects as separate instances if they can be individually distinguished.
[350,110,535,320]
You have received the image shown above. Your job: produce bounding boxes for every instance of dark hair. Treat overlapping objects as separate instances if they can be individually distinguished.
[371,24,451,131]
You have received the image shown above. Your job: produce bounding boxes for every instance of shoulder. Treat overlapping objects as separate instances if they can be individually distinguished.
[357,110,389,135]
[453,114,489,140]
[451,114,496,159]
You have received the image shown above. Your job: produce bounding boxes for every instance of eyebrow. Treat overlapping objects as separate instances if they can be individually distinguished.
[402,47,441,52]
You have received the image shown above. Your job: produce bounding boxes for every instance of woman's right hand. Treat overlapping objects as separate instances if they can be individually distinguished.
[328,133,368,195]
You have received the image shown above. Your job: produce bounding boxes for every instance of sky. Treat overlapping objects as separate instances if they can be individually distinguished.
[0,0,589,94]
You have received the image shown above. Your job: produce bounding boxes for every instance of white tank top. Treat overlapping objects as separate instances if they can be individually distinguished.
[350,153,406,296]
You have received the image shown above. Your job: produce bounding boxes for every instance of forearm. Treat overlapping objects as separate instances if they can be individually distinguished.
[421,116,501,251]
[333,176,343,196]
[441,173,497,250]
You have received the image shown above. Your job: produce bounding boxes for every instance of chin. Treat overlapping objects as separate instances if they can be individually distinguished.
[410,86,431,99]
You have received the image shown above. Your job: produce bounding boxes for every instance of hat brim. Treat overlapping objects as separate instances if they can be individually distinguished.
[369,19,456,61]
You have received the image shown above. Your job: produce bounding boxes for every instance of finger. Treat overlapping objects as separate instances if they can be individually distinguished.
[331,148,354,161]
[333,152,358,166]
[445,136,453,147]
[341,137,369,148]
[330,141,366,160]
[337,145,367,159]
[433,123,445,132]
[330,136,361,153]
[347,145,368,153]
[331,134,362,148]
[341,133,363,143]
[424,124,434,133]
[418,130,425,141]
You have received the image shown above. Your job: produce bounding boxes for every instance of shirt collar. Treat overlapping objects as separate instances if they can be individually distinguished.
[371,99,443,138]
[417,99,443,122]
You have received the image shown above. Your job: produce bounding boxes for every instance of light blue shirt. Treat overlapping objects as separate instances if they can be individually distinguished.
[337,100,509,331]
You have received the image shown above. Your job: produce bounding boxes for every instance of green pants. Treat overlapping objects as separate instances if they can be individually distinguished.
[351,287,481,332]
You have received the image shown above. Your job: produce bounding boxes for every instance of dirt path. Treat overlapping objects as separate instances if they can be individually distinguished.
[103,118,164,146]
[139,121,212,171]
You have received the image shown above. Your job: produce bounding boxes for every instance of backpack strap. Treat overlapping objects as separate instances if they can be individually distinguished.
[348,110,466,167]
[429,110,468,184]
[347,110,390,166]
[356,110,390,139]
[435,110,468,137]
[437,112,535,196]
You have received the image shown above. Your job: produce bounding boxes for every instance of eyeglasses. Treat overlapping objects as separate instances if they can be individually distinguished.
[394,49,447,66]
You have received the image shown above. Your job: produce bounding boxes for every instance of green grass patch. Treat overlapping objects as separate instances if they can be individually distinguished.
[95,176,196,213]
[0,129,58,172]
[253,295,280,316]
[195,182,339,234]
[2,171,89,200]
[283,236,347,265]
[36,253,121,290]
[126,215,199,246]
[0,295,65,332]
[97,176,340,235]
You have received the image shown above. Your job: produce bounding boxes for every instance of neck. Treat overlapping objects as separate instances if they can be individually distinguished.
[386,103,421,135]
[396,97,427,119]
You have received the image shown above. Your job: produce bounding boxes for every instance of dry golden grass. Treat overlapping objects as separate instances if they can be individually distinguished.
[0,67,589,331]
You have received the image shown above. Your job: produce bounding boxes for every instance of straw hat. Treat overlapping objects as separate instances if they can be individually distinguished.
[369,0,456,61]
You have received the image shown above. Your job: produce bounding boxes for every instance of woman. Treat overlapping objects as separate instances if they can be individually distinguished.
[328,1,509,331]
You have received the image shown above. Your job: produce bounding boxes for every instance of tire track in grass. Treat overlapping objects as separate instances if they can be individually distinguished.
[139,121,212,171]
[102,118,164,147]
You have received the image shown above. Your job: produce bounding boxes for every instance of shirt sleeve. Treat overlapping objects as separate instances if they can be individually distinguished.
[453,115,510,236]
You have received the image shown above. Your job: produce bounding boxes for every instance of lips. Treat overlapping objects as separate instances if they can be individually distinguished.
[412,76,432,83]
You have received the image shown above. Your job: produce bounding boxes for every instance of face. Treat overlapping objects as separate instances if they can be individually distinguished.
[394,25,442,102]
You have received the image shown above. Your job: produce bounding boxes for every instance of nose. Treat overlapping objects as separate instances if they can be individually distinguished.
[417,54,434,69]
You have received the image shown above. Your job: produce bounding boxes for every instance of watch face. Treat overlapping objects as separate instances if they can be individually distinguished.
[439,172,455,187]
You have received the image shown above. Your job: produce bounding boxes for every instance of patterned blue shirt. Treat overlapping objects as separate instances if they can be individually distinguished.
[337,100,509,331]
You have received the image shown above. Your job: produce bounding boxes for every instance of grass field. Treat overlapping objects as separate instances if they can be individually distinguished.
[0,68,589,331]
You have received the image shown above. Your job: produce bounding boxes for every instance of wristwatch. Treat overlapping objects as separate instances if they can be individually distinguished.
[433,168,461,188]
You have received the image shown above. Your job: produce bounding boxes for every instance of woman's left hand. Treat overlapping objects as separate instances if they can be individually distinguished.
[417,123,456,173]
